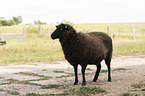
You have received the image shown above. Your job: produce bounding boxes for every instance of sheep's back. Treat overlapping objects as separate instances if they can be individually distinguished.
[87,32,112,51]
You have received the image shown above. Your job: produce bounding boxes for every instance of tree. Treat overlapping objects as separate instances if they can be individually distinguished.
[57,19,74,26]
[1,19,16,26]
[8,20,16,26]
[1,20,9,26]
[34,20,47,25]
[0,16,23,26]
[0,17,5,26]
[12,16,23,25]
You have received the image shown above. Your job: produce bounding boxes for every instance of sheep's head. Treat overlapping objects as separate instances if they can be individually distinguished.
[51,23,75,40]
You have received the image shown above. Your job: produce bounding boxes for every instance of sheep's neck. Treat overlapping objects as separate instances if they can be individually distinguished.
[59,32,78,49]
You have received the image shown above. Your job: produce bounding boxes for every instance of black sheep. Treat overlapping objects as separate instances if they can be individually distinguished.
[51,24,113,86]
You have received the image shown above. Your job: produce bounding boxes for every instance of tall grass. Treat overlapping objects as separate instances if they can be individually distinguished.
[0,36,64,63]
[0,23,145,63]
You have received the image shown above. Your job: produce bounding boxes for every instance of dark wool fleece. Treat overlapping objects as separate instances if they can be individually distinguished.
[58,25,112,65]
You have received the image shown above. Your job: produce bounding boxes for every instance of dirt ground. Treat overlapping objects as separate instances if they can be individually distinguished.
[0,53,145,96]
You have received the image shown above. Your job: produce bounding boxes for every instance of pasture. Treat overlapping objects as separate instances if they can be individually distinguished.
[0,23,145,63]
[0,23,145,95]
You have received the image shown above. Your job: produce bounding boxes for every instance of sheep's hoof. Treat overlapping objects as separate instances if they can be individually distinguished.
[82,82,86,86]
[74,82,78,85]
[92,78,98,82]
[92,79,97,82]
[108,78,111,82]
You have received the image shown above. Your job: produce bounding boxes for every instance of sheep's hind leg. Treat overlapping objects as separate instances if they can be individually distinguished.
[81,64,87,86]
[72,64,78,85]
[105,51,112,82]
[105,60,111,82]
[93,63,101,82]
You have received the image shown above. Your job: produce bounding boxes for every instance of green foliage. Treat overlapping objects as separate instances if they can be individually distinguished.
[8,20,16,26]
[57,19,74,26]
[0,19,16,26]
[0,16,22,26]
[12,16,23,25]
[0,17,4,20]
[34,20,47,25]
[0,17,4,26]
[1,20,9,26]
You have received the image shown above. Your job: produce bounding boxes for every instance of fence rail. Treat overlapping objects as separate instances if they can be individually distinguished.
[1,24,145,41]
[0,33,27,42]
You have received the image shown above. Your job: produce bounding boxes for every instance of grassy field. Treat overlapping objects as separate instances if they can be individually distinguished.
[0,23,145,63]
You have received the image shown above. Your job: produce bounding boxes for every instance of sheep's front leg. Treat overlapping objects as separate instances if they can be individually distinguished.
[72,64,78,85]
[81,64,87,86]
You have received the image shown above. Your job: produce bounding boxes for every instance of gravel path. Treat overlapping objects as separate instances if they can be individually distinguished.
[0,54,145,96]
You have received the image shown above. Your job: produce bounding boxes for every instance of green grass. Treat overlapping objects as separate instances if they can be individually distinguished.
[120,93,141,96]
[0,89,20,95]
[113,41,145,54]
[65,86,106,96]
[101,68,128,73]
[86,68,93,71]
[25,86,106,96]
[40,85,63,89]
[53,70,65,73]
[15,72,52,80]
[0,37,64,63]
[0,23,145,63]
[25,93,49,96]
[131,83,145,88]
[101,69,108,73]
[120,93,133,96]
[113,68,128,71]
[52,70,74,78]
[1,78,36,86]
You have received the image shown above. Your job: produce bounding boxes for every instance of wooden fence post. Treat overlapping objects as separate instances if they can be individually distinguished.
[107,25,109,35]
[39,25,42,34]
[133,27,136,40]
[23,27,25,33]
[47,28,49,34]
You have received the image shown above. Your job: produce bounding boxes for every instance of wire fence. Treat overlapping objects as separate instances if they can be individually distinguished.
[0,24,145,41]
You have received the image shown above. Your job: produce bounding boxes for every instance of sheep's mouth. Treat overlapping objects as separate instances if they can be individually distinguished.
[51,36,57,40]
[51,35,58,40]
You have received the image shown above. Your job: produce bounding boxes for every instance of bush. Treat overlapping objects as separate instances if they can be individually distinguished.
[1,20,9,26]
